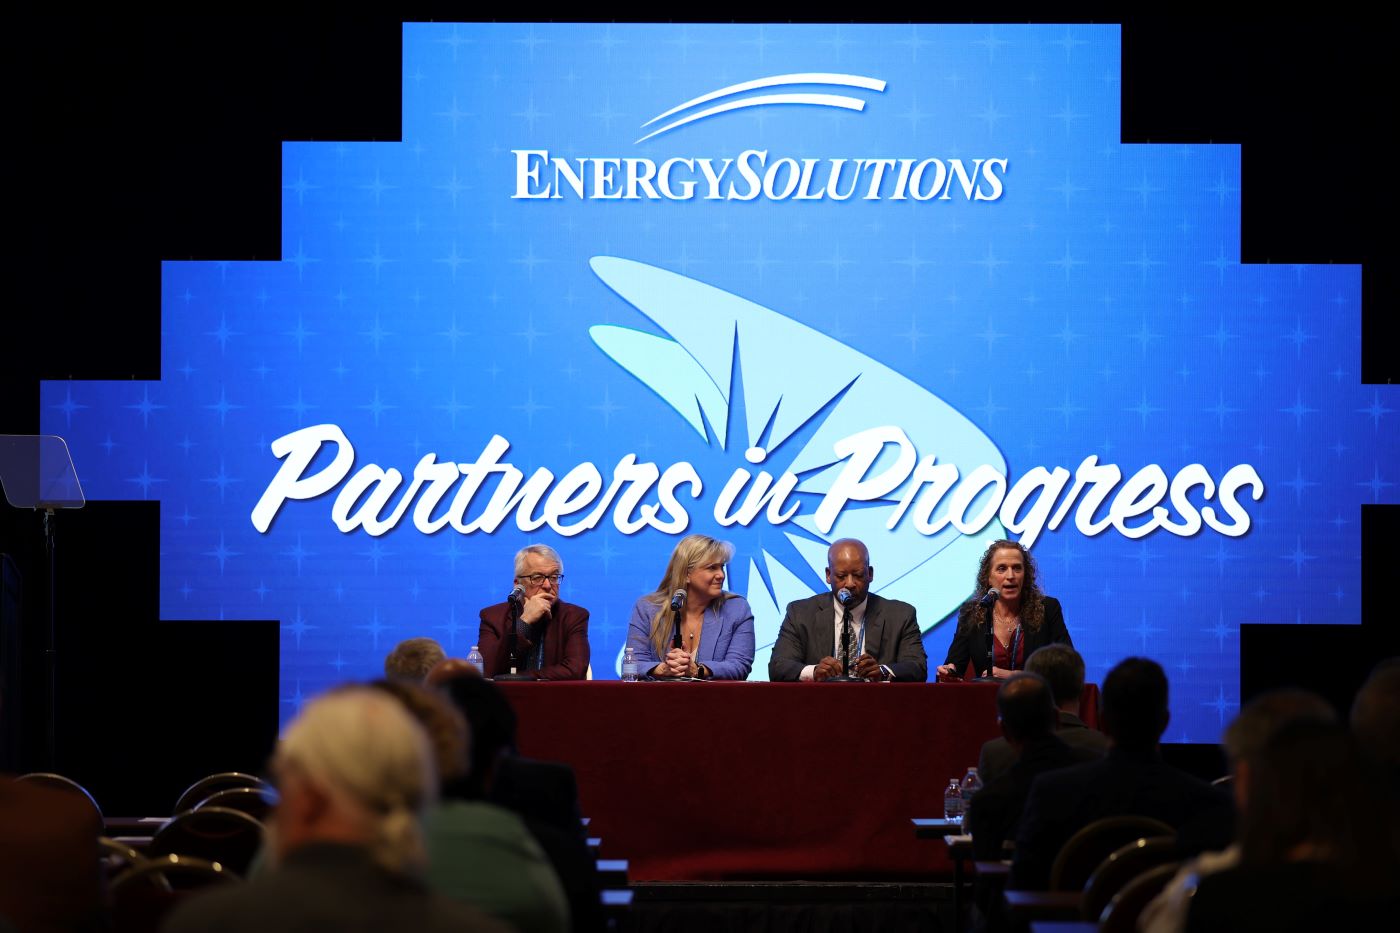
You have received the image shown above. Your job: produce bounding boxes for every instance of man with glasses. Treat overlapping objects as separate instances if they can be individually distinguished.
[477,544,591,680]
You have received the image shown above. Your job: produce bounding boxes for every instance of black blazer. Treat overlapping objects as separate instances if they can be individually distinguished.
[941,595,1070,678]
[768,592,927,682]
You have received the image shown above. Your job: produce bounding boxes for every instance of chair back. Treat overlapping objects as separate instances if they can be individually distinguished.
[15,771,104,823]
[1081,836,1178,919]
[195,786,277,822]
[146,806,264,876]
[1049,815,1173,890]
[172,771,267,814]
[1098,862,1182,933]
[99,836,148,883]
[110,854,239,933]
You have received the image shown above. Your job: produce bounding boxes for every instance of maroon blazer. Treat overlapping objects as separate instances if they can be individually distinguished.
[478,600,591,680]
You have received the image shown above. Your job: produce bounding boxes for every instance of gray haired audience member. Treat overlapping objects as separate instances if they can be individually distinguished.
[163,687,505,933]
[384,637,447,682]
[977,643,1108,785]
[1140,688,1337,933]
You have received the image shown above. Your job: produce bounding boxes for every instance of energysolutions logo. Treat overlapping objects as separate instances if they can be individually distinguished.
[511,72,1009,202]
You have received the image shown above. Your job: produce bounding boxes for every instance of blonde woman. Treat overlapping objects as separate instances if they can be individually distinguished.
[625,534,754,680]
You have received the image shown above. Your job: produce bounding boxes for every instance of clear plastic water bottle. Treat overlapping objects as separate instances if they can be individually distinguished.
[944,778,964,822]
[467,645,484,670]
[960,766,983,814]
[621,646,639,682]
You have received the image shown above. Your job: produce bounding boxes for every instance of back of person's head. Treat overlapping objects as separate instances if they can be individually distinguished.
[425,656,484,687]
[369,678,470,787]
[997,672,1058,744]
[1237,719,1395,885]
[1100,657,1169,751]
[1224,688,1336,765]
[437,674,518,799]
[1351,657,1400,773]
[275,686,437,874]
[1024,644,1086,707]
[384,637,446,681]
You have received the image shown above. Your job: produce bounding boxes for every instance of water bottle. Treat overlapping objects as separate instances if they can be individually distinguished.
[960,767,983,814]
[621,646,639,682]
[467,645,484,670]
[944,779,964,822]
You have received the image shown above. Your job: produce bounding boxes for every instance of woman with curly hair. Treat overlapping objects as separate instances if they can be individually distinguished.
[935,539,1072,680]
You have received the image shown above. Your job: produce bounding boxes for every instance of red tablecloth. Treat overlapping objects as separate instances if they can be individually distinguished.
[499,681,1099,881]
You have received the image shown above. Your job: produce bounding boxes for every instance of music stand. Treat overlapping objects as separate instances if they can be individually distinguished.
[0,434,85,768]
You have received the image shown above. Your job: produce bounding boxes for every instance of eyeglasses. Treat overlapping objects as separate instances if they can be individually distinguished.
[517,573,564,585]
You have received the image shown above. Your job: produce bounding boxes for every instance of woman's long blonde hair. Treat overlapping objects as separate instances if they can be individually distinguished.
[645,534,735,657]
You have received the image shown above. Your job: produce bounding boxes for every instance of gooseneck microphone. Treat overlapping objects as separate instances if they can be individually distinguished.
[671,588,687,651]
[502,585,528,679]
[837,587,852,606]
[976,587,1001,609]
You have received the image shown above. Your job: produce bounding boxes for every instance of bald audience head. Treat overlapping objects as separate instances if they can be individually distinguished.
[384,637,446,682]
[997,672,1058,747]
[1024,643,1086,711]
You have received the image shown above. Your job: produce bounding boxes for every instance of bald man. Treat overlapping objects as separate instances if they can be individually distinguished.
[768,538,927,682]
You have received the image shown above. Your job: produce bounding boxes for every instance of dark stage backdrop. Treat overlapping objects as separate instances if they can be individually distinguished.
[3,15,1395,810]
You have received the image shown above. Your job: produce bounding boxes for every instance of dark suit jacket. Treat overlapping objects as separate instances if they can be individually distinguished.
[977,709,1110,786]
[966,735,1098,861]
[1009,748,1234,890]
[942,595,1071,678]
[768,592,927,682]
[478,600,590,680]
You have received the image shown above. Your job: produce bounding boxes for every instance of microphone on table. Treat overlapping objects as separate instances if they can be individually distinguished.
[837,587,853,607]
[978,588,1000,680]
[671,589,687,651]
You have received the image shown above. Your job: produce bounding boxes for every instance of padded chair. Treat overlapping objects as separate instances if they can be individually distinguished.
[146,806,264,877]
[1048,815,1174,891]
[1098,861,1181,933]
[1081,836,1179,920]
[194,786,277,823]
[14,772,104,823]
[172,772,268,815]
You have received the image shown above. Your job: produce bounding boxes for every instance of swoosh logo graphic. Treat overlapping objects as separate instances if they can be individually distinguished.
[636,72,887,143]
[589,256,1005,678]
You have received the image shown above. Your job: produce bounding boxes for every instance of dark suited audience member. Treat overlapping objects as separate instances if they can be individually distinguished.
[967,673,1099,861]
[372,679,568,933]
[439,675,604,933]
[976,644,1108,785]
[1184,720,1400,931]
[1140,688,1337,933]
[385,637,447,682]
[163,687,504,933]
[1009,657,1232,890]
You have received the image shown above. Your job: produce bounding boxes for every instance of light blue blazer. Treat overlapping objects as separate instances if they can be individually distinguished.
[626,593,755,680]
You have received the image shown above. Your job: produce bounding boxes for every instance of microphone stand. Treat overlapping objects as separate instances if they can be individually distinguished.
[976,601,998,682]
[495,594,531,681]
[661,602,701,681]
[826,605,861,682]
